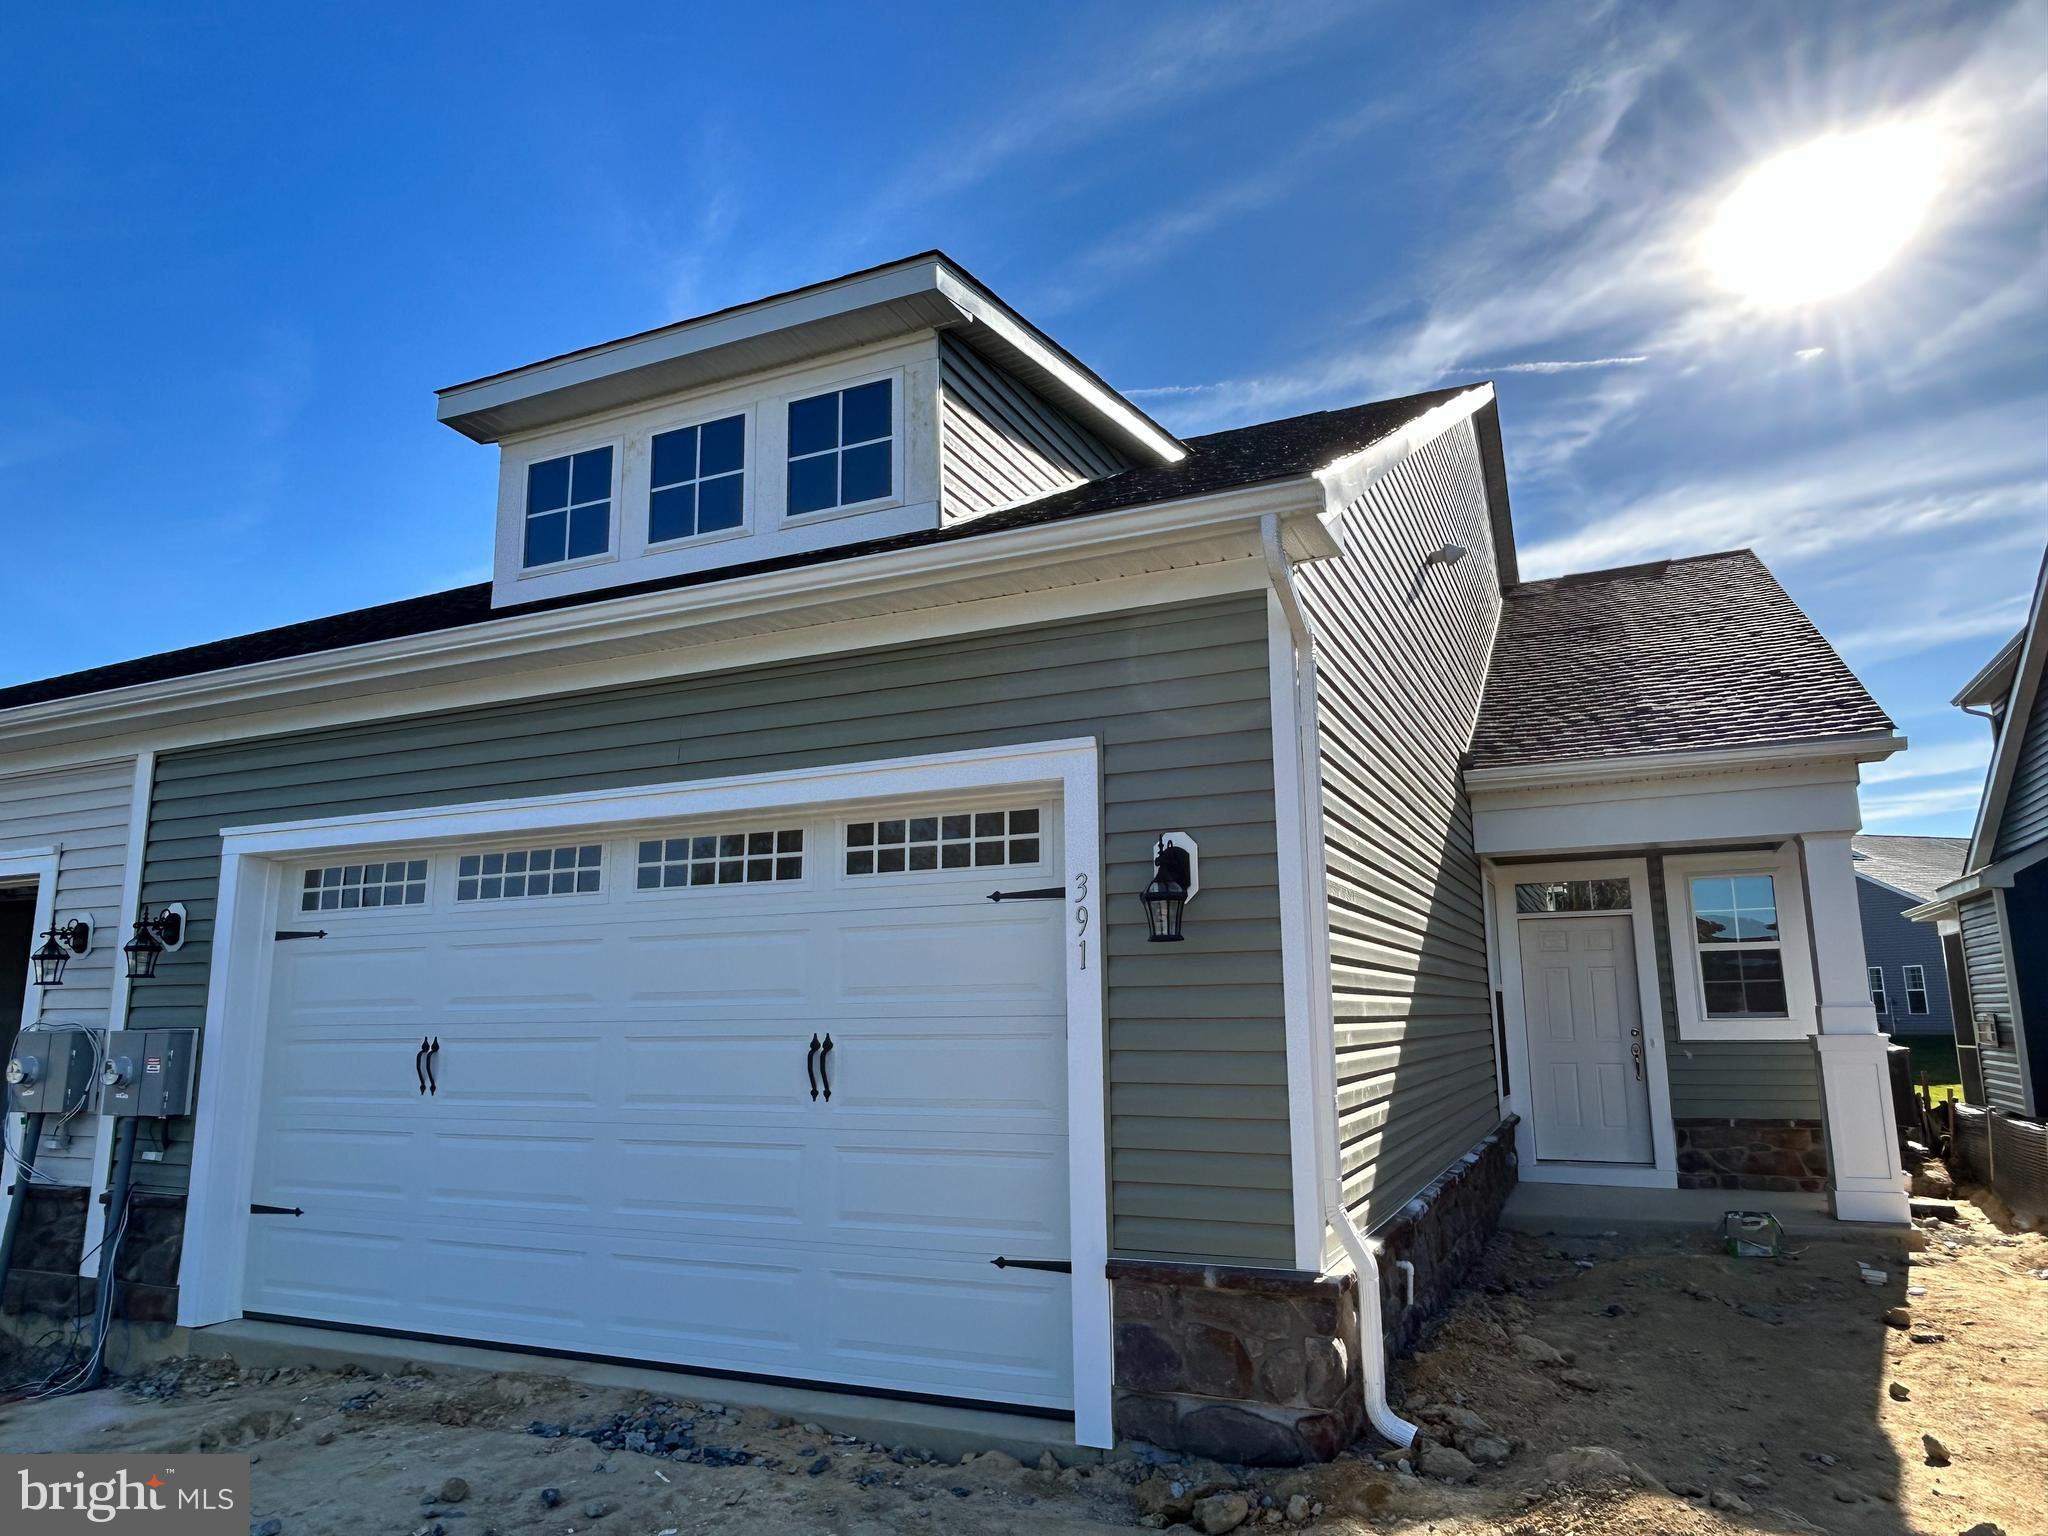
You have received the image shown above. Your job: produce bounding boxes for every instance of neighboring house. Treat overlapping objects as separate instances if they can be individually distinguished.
[1852,835,1967,1038]
[0,252,1908,1464]
[1909,544,2048,1121]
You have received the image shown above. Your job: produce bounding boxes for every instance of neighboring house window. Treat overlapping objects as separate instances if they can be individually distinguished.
[636,829,803,888]
[524,447,614,568]
[787,379,892,515]
[1903,963,1930,1015]
[1689,874,1788,1017]
[649,415,745,544]
[1868,966,1888,1016]
[457,845,602,901]
[302,859,428,912]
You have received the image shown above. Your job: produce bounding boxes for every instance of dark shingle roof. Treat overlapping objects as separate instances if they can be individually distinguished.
[1468,549,1894,771]
[1851,835,1970,902]
[0,386,1471,716]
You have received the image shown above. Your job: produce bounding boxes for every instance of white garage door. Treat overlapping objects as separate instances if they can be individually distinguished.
[244,796,1072,1410]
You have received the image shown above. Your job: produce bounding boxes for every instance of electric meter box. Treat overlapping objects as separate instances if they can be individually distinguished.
[5,1031,96,1116]
[100,1029,199,1118]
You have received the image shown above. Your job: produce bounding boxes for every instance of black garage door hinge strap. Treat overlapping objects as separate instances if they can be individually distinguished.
[275,929,329,941]
[986,887,1064,903]
[250,1203,304,1217]
[990,1256,1071,1273]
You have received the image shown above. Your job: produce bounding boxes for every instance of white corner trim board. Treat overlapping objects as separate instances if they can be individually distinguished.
[0,848,61,1200]
[1486,858,1678,1188]
[175,739,1116,1448]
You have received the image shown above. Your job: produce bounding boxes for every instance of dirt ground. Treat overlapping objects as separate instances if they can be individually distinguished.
[2,1177,2041,1536]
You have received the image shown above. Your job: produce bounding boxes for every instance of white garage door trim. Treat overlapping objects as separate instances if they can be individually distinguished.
[178,738,1112,1447]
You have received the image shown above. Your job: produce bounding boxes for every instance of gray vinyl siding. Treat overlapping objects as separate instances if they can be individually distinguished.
[1295,415,1505,1230]
[0,757,136,1184]
[937,334,1127,522]
[130,595,1295,1265]
[1645,855,1822,1119]
[1856,878,1954,1038]
[1993,691,2048,860]
[1959,893,2027,1114]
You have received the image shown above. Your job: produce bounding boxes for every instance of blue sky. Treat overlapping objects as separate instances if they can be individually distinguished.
[4,2,2042,835]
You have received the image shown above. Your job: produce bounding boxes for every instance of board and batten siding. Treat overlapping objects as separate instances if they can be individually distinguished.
[0,757,138,1184]
[1958,892,2028,1115]
[1644,855,1823,1118]
[937,334,1127,523]
[1993,692,2048,860]
[130,595,1297,1265]
[1294,414,1505,1230]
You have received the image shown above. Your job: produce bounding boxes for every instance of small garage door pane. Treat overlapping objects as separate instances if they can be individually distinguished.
[246,808,1071,1410]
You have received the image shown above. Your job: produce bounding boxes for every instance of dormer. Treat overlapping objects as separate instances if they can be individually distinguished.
[436,252,1187,609]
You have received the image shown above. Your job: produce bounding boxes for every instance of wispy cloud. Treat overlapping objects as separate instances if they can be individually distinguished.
[1862,783,1988,824]
[1835,593,2033,665]
[1452,355,1649,375]
[1863,738,1992,785]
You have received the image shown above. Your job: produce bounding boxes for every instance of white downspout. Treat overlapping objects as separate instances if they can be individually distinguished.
[1259,514,1421,1452]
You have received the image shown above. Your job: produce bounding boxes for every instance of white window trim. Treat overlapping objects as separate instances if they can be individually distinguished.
[1868,966,1887,1017]
[644,406,755,555]
[1662,846,1819,1042]
[174,738,1113,1448]
[1903,962,1930,1015]
[780,368,905,526]
[1486,857,1678,1188]
[517,438,625,577]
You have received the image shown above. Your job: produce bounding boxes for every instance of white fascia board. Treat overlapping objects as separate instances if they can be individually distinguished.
[437,257,946,432]
[932,267,1185,465]
[1952,629,2024,710]
[1963,546,2048,869]
[1312,384,1496,534]
[1463,731,1907,794]
[0,478,1325,762]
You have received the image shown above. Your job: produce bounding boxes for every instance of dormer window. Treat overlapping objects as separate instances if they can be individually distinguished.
[523,446,614,569]
[787,378,892,517]
[649,414,746,545]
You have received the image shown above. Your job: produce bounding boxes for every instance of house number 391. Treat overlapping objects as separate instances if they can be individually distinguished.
[1073,871,1090,970]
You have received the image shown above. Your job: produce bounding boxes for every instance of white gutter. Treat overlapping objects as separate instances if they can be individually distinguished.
[1463,730,1908,792]
[1259,513,1420,1452]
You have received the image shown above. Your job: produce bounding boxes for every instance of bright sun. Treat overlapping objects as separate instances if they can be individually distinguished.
[1704,123,1946,307]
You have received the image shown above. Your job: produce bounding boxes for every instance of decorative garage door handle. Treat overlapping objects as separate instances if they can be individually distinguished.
[415,1037,430,1095]
[426,1037,441,1095]
[819,1033,833,1102]
[807,1034,821,1101]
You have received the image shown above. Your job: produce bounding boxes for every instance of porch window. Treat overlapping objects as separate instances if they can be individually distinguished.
[1514,878,1630,913]
[1689,874,1788,1018]
[1868,966,1887,1016]
[1903,963,1929,1015]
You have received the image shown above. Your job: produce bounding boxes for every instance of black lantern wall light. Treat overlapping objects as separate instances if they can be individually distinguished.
[122,904,188,981]
[30,917,93,987]
[1138,832,1200,943]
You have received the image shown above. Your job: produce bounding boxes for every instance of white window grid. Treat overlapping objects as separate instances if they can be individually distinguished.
[845,807,1041,877]
[1688,872,1789,1019]
[301,858,428,913]
[636,828,804,889]
[1868,966,1888,1015]
[456,844,603,901]
[1903,963,1930,1015]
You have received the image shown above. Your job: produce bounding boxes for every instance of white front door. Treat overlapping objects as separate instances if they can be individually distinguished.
[1520,915,1653,1163]
[242,797,1073,1410]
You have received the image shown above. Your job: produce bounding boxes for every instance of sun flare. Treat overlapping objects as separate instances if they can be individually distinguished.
[1704,123,1946,307]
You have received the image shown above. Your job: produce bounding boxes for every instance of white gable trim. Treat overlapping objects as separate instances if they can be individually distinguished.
[1964,546,2048,871]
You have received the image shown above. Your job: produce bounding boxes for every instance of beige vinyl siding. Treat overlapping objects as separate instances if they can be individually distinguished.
[1295,414,1506,1229]
[937,334,1127,522]
[0,757,136,1185]
[1644,854,1822,1117]
[1993,694,2048,859]
[130,595,1295,1264]
[1958,892,2026,1114]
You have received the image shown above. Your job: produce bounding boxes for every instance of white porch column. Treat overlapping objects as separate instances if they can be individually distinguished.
[1800,832,1910,1224]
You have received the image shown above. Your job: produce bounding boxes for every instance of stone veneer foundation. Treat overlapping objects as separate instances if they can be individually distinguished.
[0,1186,187,1337]
[1109,1118,1518,1464]
[1675,1118,1829,1192]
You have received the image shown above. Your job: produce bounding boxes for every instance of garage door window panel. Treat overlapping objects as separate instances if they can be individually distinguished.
[844,806,1041,876]
[636,828,804,889]
[456,844,603,901]
[301,859,429,912]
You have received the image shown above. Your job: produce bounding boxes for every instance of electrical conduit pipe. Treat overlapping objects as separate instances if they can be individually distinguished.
[1259,514,1420,1452]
